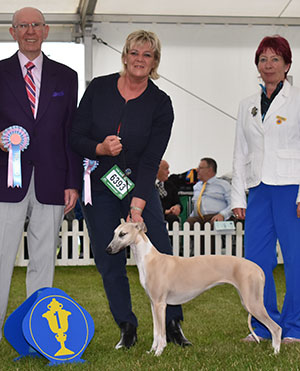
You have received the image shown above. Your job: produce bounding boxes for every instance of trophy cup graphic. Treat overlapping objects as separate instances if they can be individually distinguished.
[5,288,94,365]
[42,298,74,356]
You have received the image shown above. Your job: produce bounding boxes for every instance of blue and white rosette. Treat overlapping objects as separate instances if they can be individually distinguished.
[82,158,99,205]
[2,125,30,188]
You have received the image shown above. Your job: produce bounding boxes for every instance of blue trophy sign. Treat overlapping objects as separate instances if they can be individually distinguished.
[4,287,94,365]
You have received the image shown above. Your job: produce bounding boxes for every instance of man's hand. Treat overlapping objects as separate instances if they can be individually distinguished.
[0,131,8,152]
[64,189,79,215]
[165,204,181,216]
[211,213,224,223]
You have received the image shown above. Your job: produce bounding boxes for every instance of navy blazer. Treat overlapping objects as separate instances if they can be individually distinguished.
[0,52,81,205]
[71,73,174,202]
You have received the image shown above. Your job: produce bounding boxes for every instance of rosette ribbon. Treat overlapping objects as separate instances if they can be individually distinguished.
[82,158,99,205]
[2,126,30,188]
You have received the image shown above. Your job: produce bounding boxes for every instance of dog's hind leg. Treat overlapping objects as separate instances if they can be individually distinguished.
[248,305,281,354]
[239,278,281,354]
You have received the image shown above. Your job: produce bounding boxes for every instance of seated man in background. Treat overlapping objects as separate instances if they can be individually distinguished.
[156,160,182,229]
[187,157,232,228]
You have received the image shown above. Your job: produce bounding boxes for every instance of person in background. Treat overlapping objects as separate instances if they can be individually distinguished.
[187,157,232,228]
[156,159,182,229]
[231,35,300,344]
[0,7,80,342]
[71,30,191,349]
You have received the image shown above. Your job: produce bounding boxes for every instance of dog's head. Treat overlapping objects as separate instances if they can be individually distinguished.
[106,221,147,254]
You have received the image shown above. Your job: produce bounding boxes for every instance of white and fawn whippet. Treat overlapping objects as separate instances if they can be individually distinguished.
[106,222,282,356]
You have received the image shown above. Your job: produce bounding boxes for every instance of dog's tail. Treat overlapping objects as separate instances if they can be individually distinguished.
[247,314,260,343]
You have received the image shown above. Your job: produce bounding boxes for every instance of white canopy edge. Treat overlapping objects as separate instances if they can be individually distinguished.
[0,13,299,42]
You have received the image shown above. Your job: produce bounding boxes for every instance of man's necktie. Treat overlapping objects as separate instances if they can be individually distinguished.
[24,61,36,116]
[157,181,167,198]
[197,182,207,218]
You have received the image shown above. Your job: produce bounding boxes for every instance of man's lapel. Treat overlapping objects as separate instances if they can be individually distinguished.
[4,53,33,120]
[36,54,57,122]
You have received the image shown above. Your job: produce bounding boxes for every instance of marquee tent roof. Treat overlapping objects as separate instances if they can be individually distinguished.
[0,0,300,42]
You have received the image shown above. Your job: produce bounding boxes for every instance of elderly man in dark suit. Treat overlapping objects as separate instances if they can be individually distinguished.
[0,7,81,341]
[156,160,182,228]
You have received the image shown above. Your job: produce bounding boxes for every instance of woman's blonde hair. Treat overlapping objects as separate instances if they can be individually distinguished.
[121,30,161,80]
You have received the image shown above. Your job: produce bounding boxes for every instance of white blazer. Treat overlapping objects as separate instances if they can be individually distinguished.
[231,80,300,209]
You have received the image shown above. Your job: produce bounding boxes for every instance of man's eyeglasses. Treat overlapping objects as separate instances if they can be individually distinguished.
[12,23,45,30]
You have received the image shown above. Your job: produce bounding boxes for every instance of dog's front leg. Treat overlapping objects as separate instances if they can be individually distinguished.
[149,301,167,356]
[149,302,159,354]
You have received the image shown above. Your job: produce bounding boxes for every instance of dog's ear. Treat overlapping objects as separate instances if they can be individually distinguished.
[136,222,147,233]
[120,218,126,224]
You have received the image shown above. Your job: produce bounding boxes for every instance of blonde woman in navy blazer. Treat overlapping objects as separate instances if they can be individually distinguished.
[232,35,300,343]
[71,30,191,350]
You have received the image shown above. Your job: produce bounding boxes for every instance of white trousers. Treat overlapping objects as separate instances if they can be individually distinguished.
[0,172,64,340]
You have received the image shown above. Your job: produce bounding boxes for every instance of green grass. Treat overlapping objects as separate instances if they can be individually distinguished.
[1,265,300,370]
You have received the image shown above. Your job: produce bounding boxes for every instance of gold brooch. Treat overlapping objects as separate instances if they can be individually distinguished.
[276,115,286,125]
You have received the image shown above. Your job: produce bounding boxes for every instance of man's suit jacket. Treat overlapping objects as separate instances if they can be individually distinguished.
[158,179,182,213]
[0,52,81,205]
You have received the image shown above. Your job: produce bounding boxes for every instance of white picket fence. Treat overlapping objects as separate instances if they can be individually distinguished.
[15,220,283,267]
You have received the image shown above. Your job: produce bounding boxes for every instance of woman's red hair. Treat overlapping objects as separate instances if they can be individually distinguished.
[255,35,292,67]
